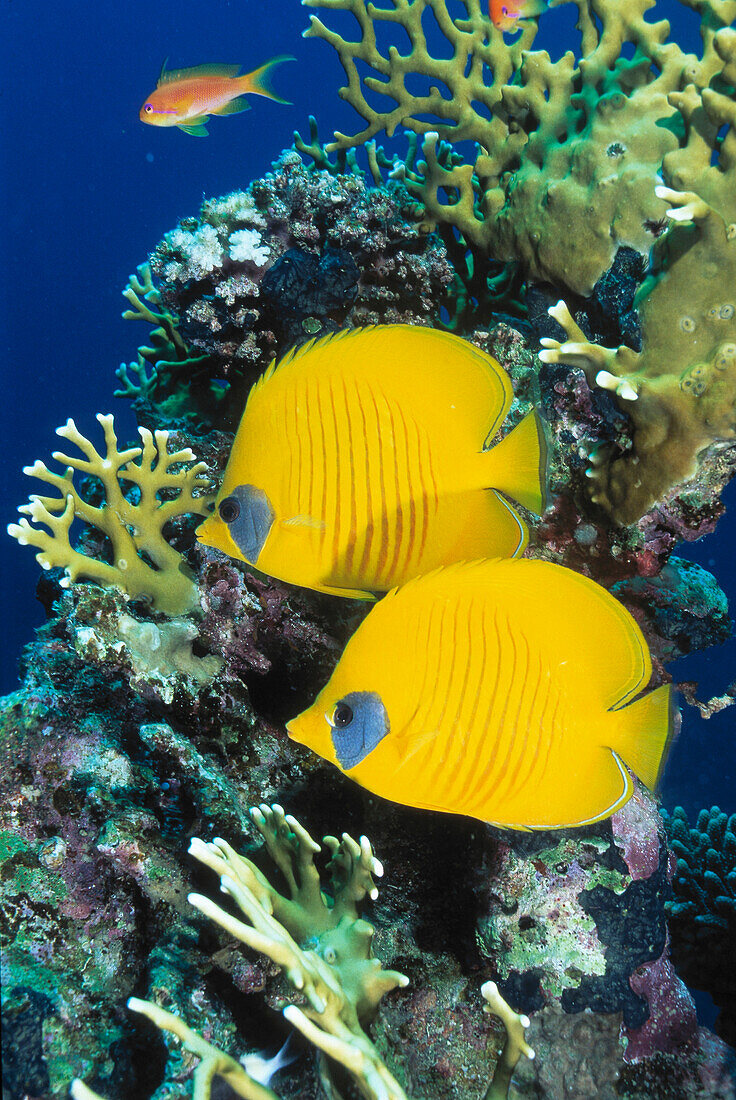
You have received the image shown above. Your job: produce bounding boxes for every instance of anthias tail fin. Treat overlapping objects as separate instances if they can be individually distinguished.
[243,55,294,103]
[611,683,675,791]
[481,409,548,514]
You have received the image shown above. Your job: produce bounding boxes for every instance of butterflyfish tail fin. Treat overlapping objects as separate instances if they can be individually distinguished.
[481,409,548,515]
[243,55,294,103]
[611,683,676,792]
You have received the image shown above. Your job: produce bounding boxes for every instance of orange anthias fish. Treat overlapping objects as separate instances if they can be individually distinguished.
[139,56,293,136]
[489,0,546,31]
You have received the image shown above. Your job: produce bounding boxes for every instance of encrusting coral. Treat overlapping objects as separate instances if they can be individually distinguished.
[70,805,534,1100]
[7,413,214,616]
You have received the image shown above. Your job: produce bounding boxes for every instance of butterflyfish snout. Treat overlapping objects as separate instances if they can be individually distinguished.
[197,483,274,564]
[197,325,549,598]
[287,559,675,831]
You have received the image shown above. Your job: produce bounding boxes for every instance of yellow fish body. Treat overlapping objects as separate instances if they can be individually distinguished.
[197,326,547,598]
[286,560,674,830]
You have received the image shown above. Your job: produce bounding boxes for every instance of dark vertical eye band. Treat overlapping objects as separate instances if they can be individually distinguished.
[218,496,241,523]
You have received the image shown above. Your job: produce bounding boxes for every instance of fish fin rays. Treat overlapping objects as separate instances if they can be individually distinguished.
[242,54,295,103]
[317,581,378,601]
[158,62,242,86]
[609,682,676,791]
[215,95,252,116]
[177,119,210,136]
[478,409,548,514]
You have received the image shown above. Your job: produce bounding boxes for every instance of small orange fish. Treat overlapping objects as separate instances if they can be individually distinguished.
[489,0,546,31]
[139,56,293,136]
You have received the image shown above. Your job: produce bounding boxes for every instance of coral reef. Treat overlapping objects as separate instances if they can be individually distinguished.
[303,0,694,297]
[117,154,452,435]
[7,414,214,616]
[70,809,536,1100]
[663,805,736,1047]
[5,8,736,1084]
[305,0,736,522]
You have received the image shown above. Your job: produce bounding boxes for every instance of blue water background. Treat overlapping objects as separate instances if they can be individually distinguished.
[2,0,732,822]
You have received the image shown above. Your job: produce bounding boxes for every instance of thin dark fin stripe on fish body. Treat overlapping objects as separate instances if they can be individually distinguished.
[421,600,457,786]
[509,646,547,794]
[315,381,329,547]
[327,375,344,570]
[354,380,376,576]
[370,388,392,583]
[445,593,476,758]
[449,596,489,802]
[341,378,359,572]
[466,606,517,806]
[442,597,485,806]
[303,373,319,521]
[493,626,534,805]
[433,596,489,801]
[383,397,406,583]
[403,600,446,740]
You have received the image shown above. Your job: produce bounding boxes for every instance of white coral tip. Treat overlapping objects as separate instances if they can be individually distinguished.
[596,370,620,391]
[372,857,384,877]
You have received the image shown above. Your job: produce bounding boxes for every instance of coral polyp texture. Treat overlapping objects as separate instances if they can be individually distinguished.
[8,413,214,615]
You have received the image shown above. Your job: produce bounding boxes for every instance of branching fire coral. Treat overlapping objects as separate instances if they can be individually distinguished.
[7,413,214,615]
[71,806,534,1100]
[303,0,697,297]
[305,0,736,521]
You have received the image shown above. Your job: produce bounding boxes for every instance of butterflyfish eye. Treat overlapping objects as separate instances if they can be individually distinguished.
[332,702,354,728]
[218,496,241,523]
[144,104,154,114]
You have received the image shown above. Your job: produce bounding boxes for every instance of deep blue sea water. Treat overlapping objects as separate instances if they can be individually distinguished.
[2,0,733,825]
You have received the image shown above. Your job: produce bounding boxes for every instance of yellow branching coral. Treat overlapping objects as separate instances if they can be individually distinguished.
[71,807,535,1100]
[303,0,703,295]
[8,413,214,615]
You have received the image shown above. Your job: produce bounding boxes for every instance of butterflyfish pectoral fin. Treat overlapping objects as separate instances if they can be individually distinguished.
[317,581,378,601]
[178,118,210,136]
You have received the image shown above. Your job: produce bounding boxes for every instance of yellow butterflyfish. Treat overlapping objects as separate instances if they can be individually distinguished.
[197,326,547,598]
[286,560,675,830]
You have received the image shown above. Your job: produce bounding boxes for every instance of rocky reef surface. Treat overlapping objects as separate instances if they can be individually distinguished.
[3,138,736,1099]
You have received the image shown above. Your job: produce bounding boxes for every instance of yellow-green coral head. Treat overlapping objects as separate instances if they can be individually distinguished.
[196,325,547,599]
[287,559,675,830]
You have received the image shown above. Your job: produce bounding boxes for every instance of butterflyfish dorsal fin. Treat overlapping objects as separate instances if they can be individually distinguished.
[245,328,364,409]
[157,62,242,87]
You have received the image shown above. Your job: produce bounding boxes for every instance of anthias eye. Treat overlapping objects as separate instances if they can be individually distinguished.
[219,496,241,523]
[144,104,154,113]
[332,702,354,728]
